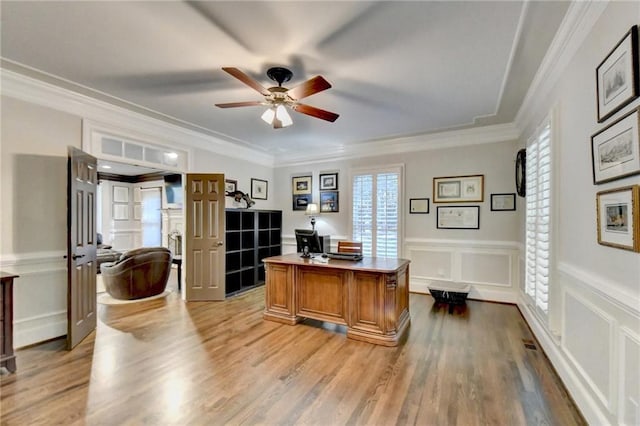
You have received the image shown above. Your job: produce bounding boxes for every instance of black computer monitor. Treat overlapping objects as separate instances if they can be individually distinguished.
[294,229,323,258]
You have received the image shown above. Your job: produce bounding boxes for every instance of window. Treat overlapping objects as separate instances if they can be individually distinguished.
[525,119,552,317]
[351,166,403,257]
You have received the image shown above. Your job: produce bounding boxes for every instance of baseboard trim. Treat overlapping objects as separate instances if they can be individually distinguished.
[14,310,67,349]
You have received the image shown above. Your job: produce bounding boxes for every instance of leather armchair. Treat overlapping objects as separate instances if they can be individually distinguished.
[100,247,172,300]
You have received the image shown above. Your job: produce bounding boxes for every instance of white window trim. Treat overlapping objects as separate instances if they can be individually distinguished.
[348,164,405,257]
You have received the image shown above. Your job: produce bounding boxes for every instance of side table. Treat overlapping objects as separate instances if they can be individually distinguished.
[1,272,18,373]
[172,256,182,291]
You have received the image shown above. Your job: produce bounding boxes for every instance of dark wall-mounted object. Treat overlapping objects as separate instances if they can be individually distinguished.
[516,149,526,197]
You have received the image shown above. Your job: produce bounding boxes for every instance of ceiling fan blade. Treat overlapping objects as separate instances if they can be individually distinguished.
[287,76,332,100]
[215,101,264,108]
[292,103,340,122]
[222,67,271,96]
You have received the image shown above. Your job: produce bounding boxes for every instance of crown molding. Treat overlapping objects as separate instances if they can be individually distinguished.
[515,1,609,133]
[274,122,520,167]
[0,68,275,168]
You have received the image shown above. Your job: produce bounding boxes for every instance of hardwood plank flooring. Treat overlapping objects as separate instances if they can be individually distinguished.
[1,286,585,425]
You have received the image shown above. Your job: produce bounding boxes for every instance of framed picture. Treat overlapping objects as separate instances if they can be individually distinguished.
[251,178,268,200]
[319,172,338,190]
[320,191,339,212]
[292,175,312,195]
[491,193,516,211]
[596,25,639,123]
[591,107,640,184]
[596,185,640,252]
[436,206,480,229]
[225,179,237,194]
[409,198,430,214]
[293,194,312,211]
[433,175,484,203]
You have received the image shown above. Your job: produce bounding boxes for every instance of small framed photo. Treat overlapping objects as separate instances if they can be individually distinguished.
[491,193,516,211]
[409,198,430,214]
[596,185,640,252]
[251,178,268,200]
[225,179,237,194]
[436,206,480,230]
[596,25,639,123]
[591,108,640,184]
[433,175,484,203]
[292,175,312,195]
[293,194,312,211]
[320,191,339,212]
[319,172,338,190]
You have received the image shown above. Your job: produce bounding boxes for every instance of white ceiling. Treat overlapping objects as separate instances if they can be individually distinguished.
[1,1,570,160]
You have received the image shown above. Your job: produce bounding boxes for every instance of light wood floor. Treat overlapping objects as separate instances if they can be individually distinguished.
[1,285,585,425]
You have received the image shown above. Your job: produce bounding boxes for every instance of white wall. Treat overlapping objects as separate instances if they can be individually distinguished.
[0,96,81,346]
[275,139,523,303]
[516,2,640,425]
[189,148,276,211]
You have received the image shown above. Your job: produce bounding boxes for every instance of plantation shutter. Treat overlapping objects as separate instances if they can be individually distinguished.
[352,174,374,257]
[525,121,551,315]
[352,167,401,258]
[376,173,399,257]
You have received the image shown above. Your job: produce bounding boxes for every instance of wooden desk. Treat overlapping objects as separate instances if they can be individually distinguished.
[263,254,410,346]
[1,272,18,373]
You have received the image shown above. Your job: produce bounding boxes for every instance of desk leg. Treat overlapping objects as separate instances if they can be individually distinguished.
[177,262,182,291]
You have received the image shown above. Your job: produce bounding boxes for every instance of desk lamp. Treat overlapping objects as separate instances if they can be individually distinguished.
[305,203,319,230]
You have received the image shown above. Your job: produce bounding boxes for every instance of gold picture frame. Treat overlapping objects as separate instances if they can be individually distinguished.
[596,185,640,252]
[433,175,484,203]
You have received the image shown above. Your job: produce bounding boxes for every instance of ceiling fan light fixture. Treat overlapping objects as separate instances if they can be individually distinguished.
[261,105,293,128]
[276,105,293,127]
[261,108,275,124]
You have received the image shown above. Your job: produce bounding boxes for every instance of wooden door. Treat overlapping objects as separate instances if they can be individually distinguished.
[184,174,226,300]
[66,147,97,349]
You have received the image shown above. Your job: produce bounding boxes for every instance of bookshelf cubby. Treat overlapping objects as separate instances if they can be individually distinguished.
[225,209,282,296]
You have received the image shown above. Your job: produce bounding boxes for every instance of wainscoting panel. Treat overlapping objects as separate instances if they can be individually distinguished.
[459,251,511,287]
[0,251,68,348]
[619,327,640,425]
[408,249,454,281]
[562,290,615,411]
[405,238,519,303]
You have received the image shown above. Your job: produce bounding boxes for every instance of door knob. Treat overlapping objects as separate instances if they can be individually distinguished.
[217,241,224,246]
[72,254,85,260]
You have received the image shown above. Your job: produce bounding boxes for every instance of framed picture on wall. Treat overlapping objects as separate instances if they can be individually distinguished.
[292,175,312,195]
[436,206,480,229]
[596,185,640,252]
[251,178,268,200]
[433,175,484,203]
[225,179,237,194]
[320,191,339,212]
[293,194,312,211]
[490,193,516,211]
[319,172,338,190]
[591,107,640,184]
[596,25,639,123]
[409,198,429,214]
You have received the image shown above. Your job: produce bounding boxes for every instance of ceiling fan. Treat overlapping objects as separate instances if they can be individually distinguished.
[215,67,339,129]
